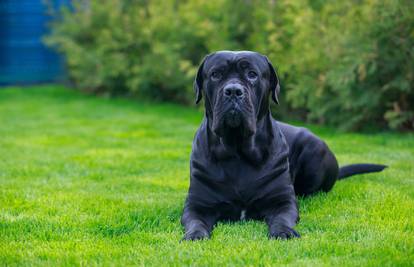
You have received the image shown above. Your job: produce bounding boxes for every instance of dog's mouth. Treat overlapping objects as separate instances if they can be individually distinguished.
[212,98,256,137]
[224,106,242,128]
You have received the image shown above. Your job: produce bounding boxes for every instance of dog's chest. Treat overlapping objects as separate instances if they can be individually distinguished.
[217,160,268,202]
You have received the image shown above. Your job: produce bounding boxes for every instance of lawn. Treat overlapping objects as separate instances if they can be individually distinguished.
[0,85,413,266]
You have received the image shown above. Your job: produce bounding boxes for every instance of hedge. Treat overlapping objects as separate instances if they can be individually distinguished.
[45,0,414,131]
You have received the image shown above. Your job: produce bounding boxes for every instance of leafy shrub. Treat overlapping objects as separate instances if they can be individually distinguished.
[281,0,414,131]
[45,0,414,131]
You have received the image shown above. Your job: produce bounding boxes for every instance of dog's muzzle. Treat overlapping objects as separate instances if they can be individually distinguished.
[222,83,246,128]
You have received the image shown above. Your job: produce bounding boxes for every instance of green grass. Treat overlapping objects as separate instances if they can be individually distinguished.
[0,85,413,266]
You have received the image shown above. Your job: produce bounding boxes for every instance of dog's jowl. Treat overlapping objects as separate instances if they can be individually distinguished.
[181,51,386,241]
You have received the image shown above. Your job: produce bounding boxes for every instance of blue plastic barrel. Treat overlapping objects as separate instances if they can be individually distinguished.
[0,0,69,85]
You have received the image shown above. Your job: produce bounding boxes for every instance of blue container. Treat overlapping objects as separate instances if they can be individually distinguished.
[0,0,69,85]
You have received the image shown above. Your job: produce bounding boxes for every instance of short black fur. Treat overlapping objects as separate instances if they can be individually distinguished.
[181,51,387,241]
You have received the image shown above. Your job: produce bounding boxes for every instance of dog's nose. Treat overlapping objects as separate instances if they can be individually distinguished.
[224,83,244,98]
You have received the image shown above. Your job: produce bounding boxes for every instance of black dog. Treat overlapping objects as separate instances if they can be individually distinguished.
[181,51,386,241]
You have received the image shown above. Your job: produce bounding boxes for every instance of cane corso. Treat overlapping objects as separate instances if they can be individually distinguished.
[181,51,386,241]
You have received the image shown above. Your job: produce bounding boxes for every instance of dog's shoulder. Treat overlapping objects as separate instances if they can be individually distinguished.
[191,118,209,152]
[276,121,317,144]
[276,121,329,158]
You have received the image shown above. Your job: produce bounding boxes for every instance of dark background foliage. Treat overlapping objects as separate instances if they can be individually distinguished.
[45,0,414,131]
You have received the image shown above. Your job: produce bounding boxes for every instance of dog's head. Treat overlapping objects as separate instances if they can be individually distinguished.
[194,51,280,138]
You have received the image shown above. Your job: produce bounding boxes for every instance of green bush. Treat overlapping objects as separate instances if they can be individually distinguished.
[45,0,414,131]
[281,0,414,131]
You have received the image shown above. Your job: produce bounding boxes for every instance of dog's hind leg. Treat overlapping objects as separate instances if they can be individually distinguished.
[292,137,339,196]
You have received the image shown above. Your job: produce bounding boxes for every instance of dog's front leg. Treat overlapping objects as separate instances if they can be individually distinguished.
[263,194,300,240]
[181,204,218,241]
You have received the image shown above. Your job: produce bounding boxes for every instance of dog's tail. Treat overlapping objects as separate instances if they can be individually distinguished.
[338,164,387,180]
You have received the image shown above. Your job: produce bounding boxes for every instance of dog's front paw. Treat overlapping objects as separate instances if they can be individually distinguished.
[268,225,300,240]
[182,228,210,241]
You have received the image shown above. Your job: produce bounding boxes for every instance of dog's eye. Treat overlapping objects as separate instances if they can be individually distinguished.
[211,71,222,80]
[247,71,258,79]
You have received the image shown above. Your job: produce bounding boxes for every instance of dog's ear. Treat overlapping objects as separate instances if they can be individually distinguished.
[194,56,209,104]
[265,57,280,105]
